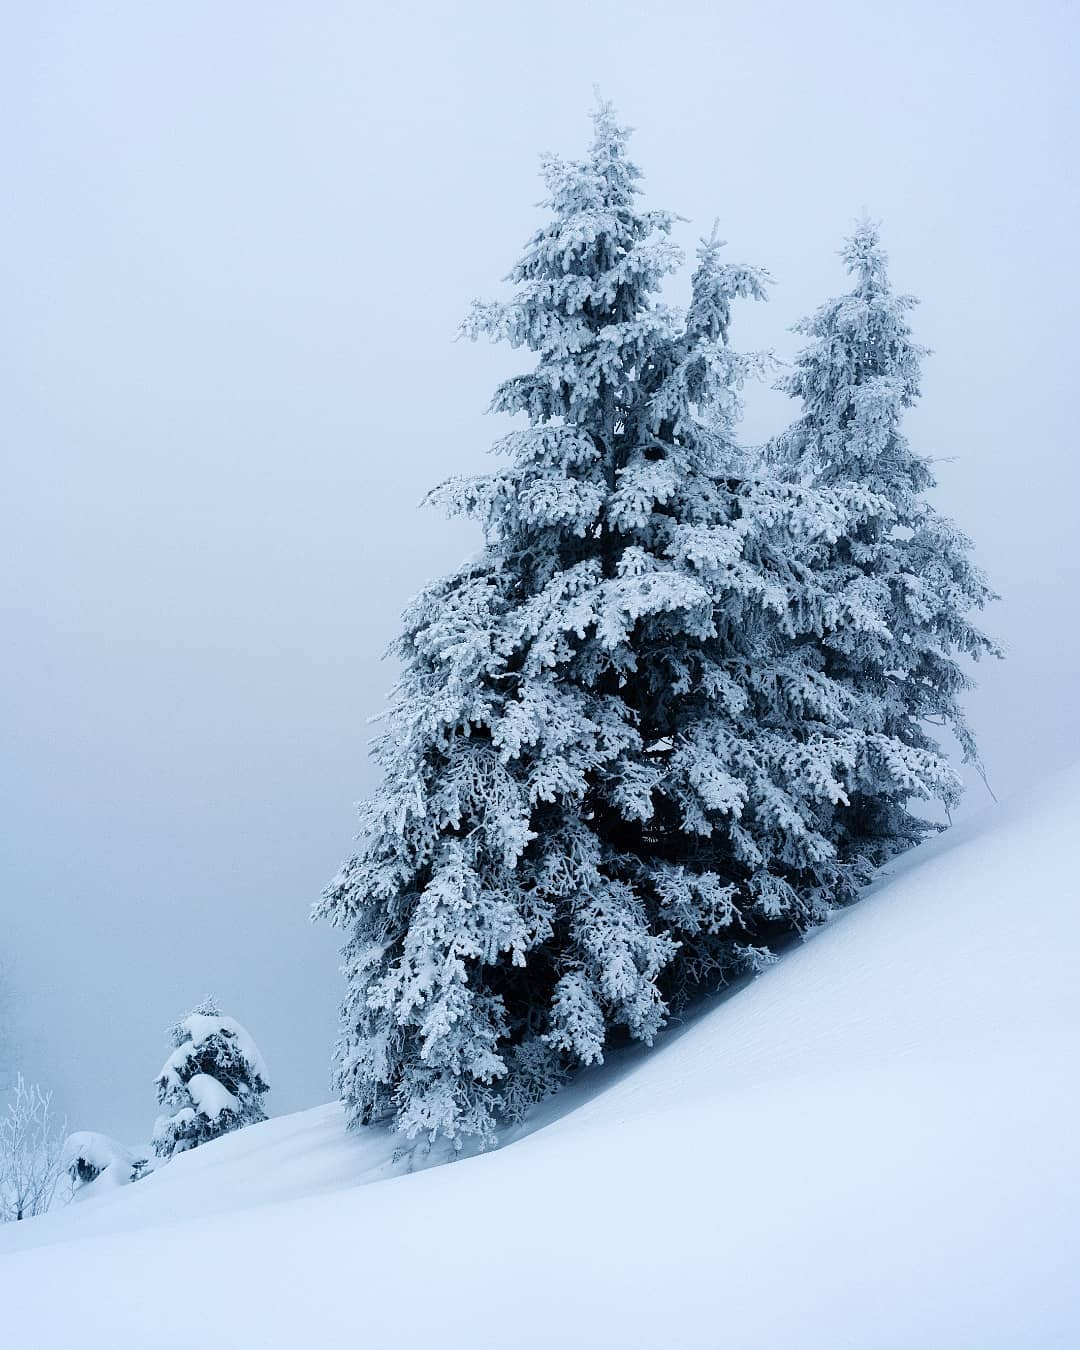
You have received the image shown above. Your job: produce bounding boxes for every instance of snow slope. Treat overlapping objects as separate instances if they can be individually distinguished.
[2,769,1078,1348]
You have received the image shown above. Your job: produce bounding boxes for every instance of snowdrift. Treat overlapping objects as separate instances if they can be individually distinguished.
[2,769,1078,1348]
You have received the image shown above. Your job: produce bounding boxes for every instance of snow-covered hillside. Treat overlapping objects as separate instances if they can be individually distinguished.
[3,770,1078,1349]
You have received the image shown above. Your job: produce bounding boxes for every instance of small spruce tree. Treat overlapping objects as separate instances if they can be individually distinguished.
[774,220,999,862]
[152,998,269,1159]
[319,107,915,1144]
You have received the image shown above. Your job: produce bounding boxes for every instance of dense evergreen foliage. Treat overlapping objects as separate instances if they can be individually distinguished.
[319,110,996,1144]
[152,999,269,1159]
[773,221,999,863]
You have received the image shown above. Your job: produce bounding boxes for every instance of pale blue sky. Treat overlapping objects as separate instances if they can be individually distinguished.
[2,0,1077,1137]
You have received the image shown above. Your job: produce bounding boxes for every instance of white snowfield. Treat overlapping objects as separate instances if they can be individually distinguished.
[2,769,1078,1349]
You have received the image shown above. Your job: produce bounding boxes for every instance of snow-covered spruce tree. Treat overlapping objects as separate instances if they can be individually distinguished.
[773,221,998,862]
[319,106,899,1145]
[152,999,269,1159]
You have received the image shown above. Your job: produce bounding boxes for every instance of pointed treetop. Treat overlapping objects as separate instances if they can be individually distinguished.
[536,98,644,221]
[589,89,630,145]
[586,95,640,203]
[685,219,773,346]
[696,218,727,269]
[840,217,889,287]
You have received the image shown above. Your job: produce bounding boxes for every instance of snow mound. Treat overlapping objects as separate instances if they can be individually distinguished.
[184,1073,238,1121]
[3,769,1078,1349]
[61,1132,136,1176]
[61,1132,152,1198]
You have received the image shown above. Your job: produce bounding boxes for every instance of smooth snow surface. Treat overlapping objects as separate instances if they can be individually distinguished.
[2,769,1078,1348]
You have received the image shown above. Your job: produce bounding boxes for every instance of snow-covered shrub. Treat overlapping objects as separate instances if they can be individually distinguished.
[318,105,957,1145]
[63,1131,151,1197]
[0,1074,65,1221]
[152,999,269,1159]
[772,221,998,861]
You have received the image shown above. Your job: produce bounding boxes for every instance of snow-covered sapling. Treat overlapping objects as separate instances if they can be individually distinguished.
[152,998,269,1159]
[0,1074,65,1221]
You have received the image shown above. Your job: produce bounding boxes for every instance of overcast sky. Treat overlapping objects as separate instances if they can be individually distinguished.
[2,1,1077,1140]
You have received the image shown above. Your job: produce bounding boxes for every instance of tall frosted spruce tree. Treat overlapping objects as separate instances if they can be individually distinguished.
[320,109,924,1144]
[775,221,998,863]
